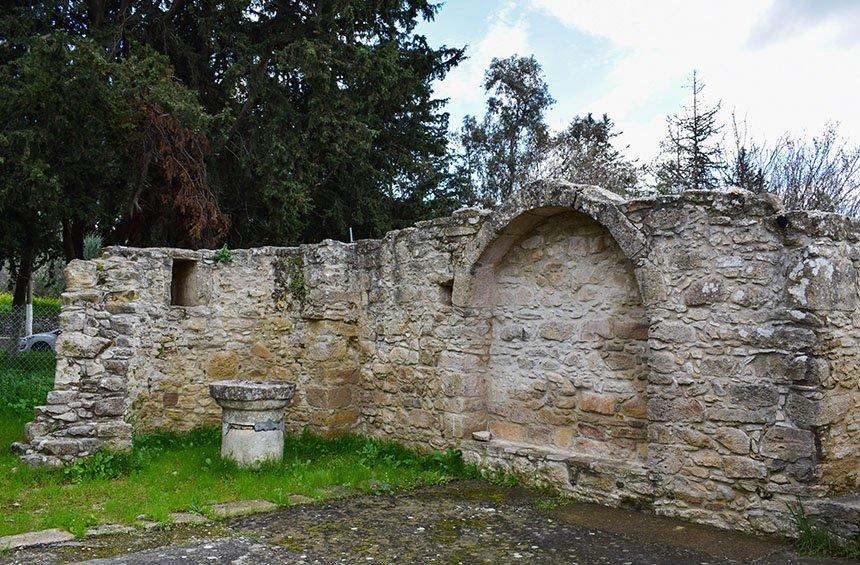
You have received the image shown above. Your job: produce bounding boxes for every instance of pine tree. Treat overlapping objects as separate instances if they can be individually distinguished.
[654,71,723,192]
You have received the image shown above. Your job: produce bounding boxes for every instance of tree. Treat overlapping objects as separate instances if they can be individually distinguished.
[458,55,555,203]
[544,113,639,194]
[722,113,769,193]
[0,1,465,299]
[726,123,860,215]
[654,71,723,192]
[0,33,218,306]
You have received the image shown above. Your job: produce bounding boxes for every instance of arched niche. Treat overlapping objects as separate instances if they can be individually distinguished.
[453,181,663,461]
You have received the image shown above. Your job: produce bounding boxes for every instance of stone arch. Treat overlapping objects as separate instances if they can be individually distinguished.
[454,180,663,461]
[453,180,664,310]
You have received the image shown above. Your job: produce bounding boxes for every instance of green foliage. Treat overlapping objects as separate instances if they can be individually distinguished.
[788,500,860,559]
[288,273,308,301]
[450,58,638,203]
[214,245,233,264]
[0,27,218,308]
[274,255,308,303]
[63,450,137,483]
[0,293,60,318]
[82,233,103,260]
[546,114,640,195]
[454,55,555,204]
[1,0,467,285]
[653,71,724,193]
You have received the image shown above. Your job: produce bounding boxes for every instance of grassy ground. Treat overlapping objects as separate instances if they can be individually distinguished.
[0,351,56,411]
[0,355,476,537]
[0,414,474,537]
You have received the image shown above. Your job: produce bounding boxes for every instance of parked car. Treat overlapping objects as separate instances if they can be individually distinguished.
[19,329,60,352]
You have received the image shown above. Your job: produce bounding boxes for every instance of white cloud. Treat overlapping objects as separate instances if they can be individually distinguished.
[532,0,860,161]
[435,3,531,127]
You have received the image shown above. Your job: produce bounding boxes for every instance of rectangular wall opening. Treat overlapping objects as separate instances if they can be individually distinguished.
[170,259,199,306]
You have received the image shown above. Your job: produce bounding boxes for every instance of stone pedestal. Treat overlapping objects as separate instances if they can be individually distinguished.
[209,380,296,466]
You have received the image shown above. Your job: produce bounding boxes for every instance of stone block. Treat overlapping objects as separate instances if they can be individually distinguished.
[489,420,526,442]
[760,426,815,462]
[105,289,138,302]
[305,386,352,409]
[723,456,767,479]
[59,311,87,332]
[209,499,278,519]
[578,393,617,415]
[0,528,75,550]
[85,524,136,537]
[93,397,125,417]
[168,512,208,525]
[539,321,573,341]
[649,398,704,422]
[207,351,238,379]
[684,277,726,306]
[651,321,696,343]
[38,438,82,457]
[715,427,750,454]
[728,383,778,410]
[65,260,97,288]
[56,332,111,359]
[407,409,435,429]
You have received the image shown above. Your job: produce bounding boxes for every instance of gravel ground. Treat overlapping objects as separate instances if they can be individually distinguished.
[2,481,848,564]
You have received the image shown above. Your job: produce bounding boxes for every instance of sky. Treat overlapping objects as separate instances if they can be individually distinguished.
[417,0,860,162]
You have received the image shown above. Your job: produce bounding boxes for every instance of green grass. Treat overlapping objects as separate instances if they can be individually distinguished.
[0,351,478,538]
[0,351,56,411]
[0,415,475,537]
[788,500,860,559]
[0,292,61,318]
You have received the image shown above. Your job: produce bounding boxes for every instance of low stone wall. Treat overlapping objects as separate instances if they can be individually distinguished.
[15,181,858,539]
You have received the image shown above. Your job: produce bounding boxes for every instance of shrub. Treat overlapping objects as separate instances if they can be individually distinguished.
[0,292,61,318]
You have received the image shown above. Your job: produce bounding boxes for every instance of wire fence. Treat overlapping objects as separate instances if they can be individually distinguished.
[0,306,58,411]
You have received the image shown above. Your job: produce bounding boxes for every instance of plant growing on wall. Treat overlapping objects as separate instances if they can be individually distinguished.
[214,245,233,264]
[273,255,307,305]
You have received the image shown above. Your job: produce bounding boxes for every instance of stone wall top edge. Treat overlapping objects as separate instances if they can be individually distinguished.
[99,184,860,262]
[780,210,860,243]
[623,187,782,215]
[101,244,303,259]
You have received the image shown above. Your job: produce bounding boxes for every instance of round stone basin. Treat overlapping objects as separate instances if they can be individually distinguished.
[209,380,296,467]
[209,380,296,409]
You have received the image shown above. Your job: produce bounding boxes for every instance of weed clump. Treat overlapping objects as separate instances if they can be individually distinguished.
[788,500,860,559]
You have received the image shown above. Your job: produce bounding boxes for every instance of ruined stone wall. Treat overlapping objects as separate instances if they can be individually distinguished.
[16,182,858,539]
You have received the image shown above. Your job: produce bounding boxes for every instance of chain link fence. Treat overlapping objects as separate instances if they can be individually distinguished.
[0,299,59,412]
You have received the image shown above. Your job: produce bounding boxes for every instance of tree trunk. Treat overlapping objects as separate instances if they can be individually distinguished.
[62,218,76,262]
[62,217,87,261]
[12,244,34,307]
[72,218,85,260]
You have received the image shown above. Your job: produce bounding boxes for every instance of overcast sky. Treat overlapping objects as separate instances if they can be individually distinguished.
[418,0,860,162]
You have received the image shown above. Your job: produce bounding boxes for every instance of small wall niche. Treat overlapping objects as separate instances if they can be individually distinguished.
[170,258,199,306]
[438,280,454,306]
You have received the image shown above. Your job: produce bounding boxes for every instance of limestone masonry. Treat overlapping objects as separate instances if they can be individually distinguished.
[14,181,859,539]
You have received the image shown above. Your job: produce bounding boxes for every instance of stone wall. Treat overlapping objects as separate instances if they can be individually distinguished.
[15,181,858,539]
